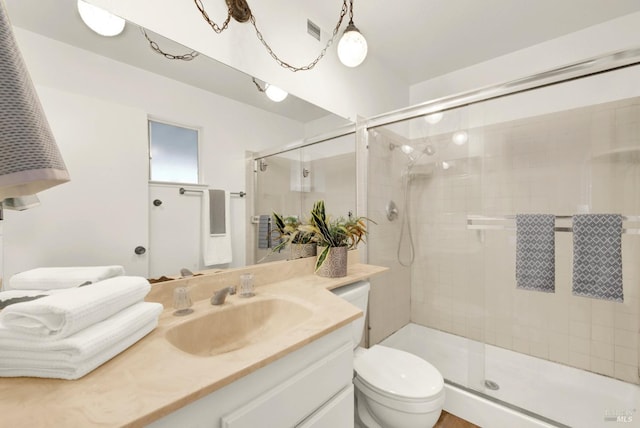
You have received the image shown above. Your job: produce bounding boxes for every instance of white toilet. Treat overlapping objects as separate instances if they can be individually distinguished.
[332,281,445,428]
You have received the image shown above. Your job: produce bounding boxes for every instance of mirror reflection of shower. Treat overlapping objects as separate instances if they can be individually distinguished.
[388,138,436,267]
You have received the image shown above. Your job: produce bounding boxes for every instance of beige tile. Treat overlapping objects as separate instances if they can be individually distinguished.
[590,357,615,377]
[615,346,639,367]
[614,363,640,383]
[569,352,590,371]
[569,320,591,339]
[615,329,639,350]
[590,341,614,361]
[530,341,549,360]
[512,337,530,355]
[591,301,615,327]
[592,325,615,344]
[569,299,591,322]
[569,336,590,354]
[614,311,638,332]
[495,332,512,350]
[549,340,570,365]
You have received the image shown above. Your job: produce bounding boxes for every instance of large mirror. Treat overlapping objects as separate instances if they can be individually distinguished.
[1,0,353,284]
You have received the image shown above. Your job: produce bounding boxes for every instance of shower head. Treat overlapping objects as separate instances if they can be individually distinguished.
[389,143,436,162]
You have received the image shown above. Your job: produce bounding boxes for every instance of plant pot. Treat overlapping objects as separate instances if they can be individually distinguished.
[290,243,317,259]
[315,246,348,278]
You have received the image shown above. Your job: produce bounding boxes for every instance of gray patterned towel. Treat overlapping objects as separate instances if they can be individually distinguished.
[572,214,623,302]
[257,215,271,249]
[516,214,555,292]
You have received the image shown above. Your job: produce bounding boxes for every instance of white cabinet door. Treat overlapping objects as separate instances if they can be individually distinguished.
[2,88,149,280]
[221,343,353,428]
[296,385,354,428]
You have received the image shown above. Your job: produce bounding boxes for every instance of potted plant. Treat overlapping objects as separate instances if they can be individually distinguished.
[272,212,317,259]
[301,200,369,278]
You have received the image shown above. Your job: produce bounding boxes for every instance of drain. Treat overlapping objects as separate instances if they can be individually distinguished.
[484,380,500,390]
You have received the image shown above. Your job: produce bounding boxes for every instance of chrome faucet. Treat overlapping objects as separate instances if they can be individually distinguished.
[211,286,236,305]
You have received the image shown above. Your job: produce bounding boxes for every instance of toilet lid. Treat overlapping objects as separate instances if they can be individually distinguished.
[354,345,444,400]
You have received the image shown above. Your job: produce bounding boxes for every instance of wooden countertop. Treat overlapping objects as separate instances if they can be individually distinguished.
[0,254,388,427]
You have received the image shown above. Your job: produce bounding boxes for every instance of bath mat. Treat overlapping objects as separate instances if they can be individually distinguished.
[516,214,555,292]
[572,214,623,302]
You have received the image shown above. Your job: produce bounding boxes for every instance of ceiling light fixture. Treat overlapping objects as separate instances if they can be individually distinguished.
[452,130,469,146]
[424,112,444,124]
[77,0,125,37]
[252,78,288,102]
[194,0,365,71]
[337,0,368,68]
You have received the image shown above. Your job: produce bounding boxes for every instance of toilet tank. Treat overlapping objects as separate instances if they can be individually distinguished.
[331,281,370,348]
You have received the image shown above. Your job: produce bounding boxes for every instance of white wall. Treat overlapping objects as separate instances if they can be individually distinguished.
[3,87,150,281]
[410,11,640,104]
[3,27,307,280]
[87,0,409,120]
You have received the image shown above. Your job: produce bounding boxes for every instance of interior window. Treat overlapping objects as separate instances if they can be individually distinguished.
[148,119,199,184]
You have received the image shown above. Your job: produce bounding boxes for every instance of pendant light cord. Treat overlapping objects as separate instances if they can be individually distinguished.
[193,0,352,72]
[140,27,200,61]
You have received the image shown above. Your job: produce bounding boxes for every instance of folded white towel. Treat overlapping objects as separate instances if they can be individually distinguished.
[8,265,125,290]
[0,302,162,380]
[0,276,150,340]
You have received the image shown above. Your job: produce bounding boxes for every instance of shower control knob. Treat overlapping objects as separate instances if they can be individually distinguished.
[134,246,146,255]
[153,199,162,206]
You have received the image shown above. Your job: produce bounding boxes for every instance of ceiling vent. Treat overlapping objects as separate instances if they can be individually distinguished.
[307,19,321,41]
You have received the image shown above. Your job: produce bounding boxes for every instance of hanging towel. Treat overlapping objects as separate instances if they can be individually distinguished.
[515,214,555,292]
[257,215,271,249]
[0,276,150,339]
[202,189,232,266]
[8,265,125,290]
[0,302,162,380]
[572,214,623,302]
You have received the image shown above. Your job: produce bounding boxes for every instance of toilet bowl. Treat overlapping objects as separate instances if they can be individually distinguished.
[353,345,444,428]
[331,281,445,428]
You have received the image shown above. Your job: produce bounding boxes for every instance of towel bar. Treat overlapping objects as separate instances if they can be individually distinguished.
[178,188,246,197]
[466,214,640,235]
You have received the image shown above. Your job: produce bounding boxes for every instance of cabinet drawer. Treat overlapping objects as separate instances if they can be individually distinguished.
[296,384,354,428]
[222,343,353,428]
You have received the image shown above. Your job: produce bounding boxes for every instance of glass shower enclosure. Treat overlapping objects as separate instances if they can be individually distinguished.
[363,50,640,426]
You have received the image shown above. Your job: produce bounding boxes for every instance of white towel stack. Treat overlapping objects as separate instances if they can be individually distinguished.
[0,276,163,380]
[8,265,125,290]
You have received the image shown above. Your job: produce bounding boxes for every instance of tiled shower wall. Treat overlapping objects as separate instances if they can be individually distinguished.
[405,97,640,384]
[366,129,413,345]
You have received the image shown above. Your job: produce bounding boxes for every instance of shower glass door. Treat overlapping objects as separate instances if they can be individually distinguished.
[365,61,640,427]
[253,133,357,264]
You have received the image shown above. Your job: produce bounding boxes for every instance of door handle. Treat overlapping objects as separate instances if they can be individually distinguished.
[153,199,162,206]
[134,246,146,255]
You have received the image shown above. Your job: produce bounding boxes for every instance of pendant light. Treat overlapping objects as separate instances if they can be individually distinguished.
[252,78,288,103]
[337,0,368,67]
[77,0,125,37]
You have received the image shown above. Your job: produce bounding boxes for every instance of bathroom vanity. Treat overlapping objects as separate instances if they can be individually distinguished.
[0,252,387,427]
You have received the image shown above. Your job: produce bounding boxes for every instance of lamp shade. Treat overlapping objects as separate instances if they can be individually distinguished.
[337,23,368,67]
[0,3,69,201]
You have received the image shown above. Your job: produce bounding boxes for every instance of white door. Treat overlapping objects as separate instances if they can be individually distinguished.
[148,183,203,278]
